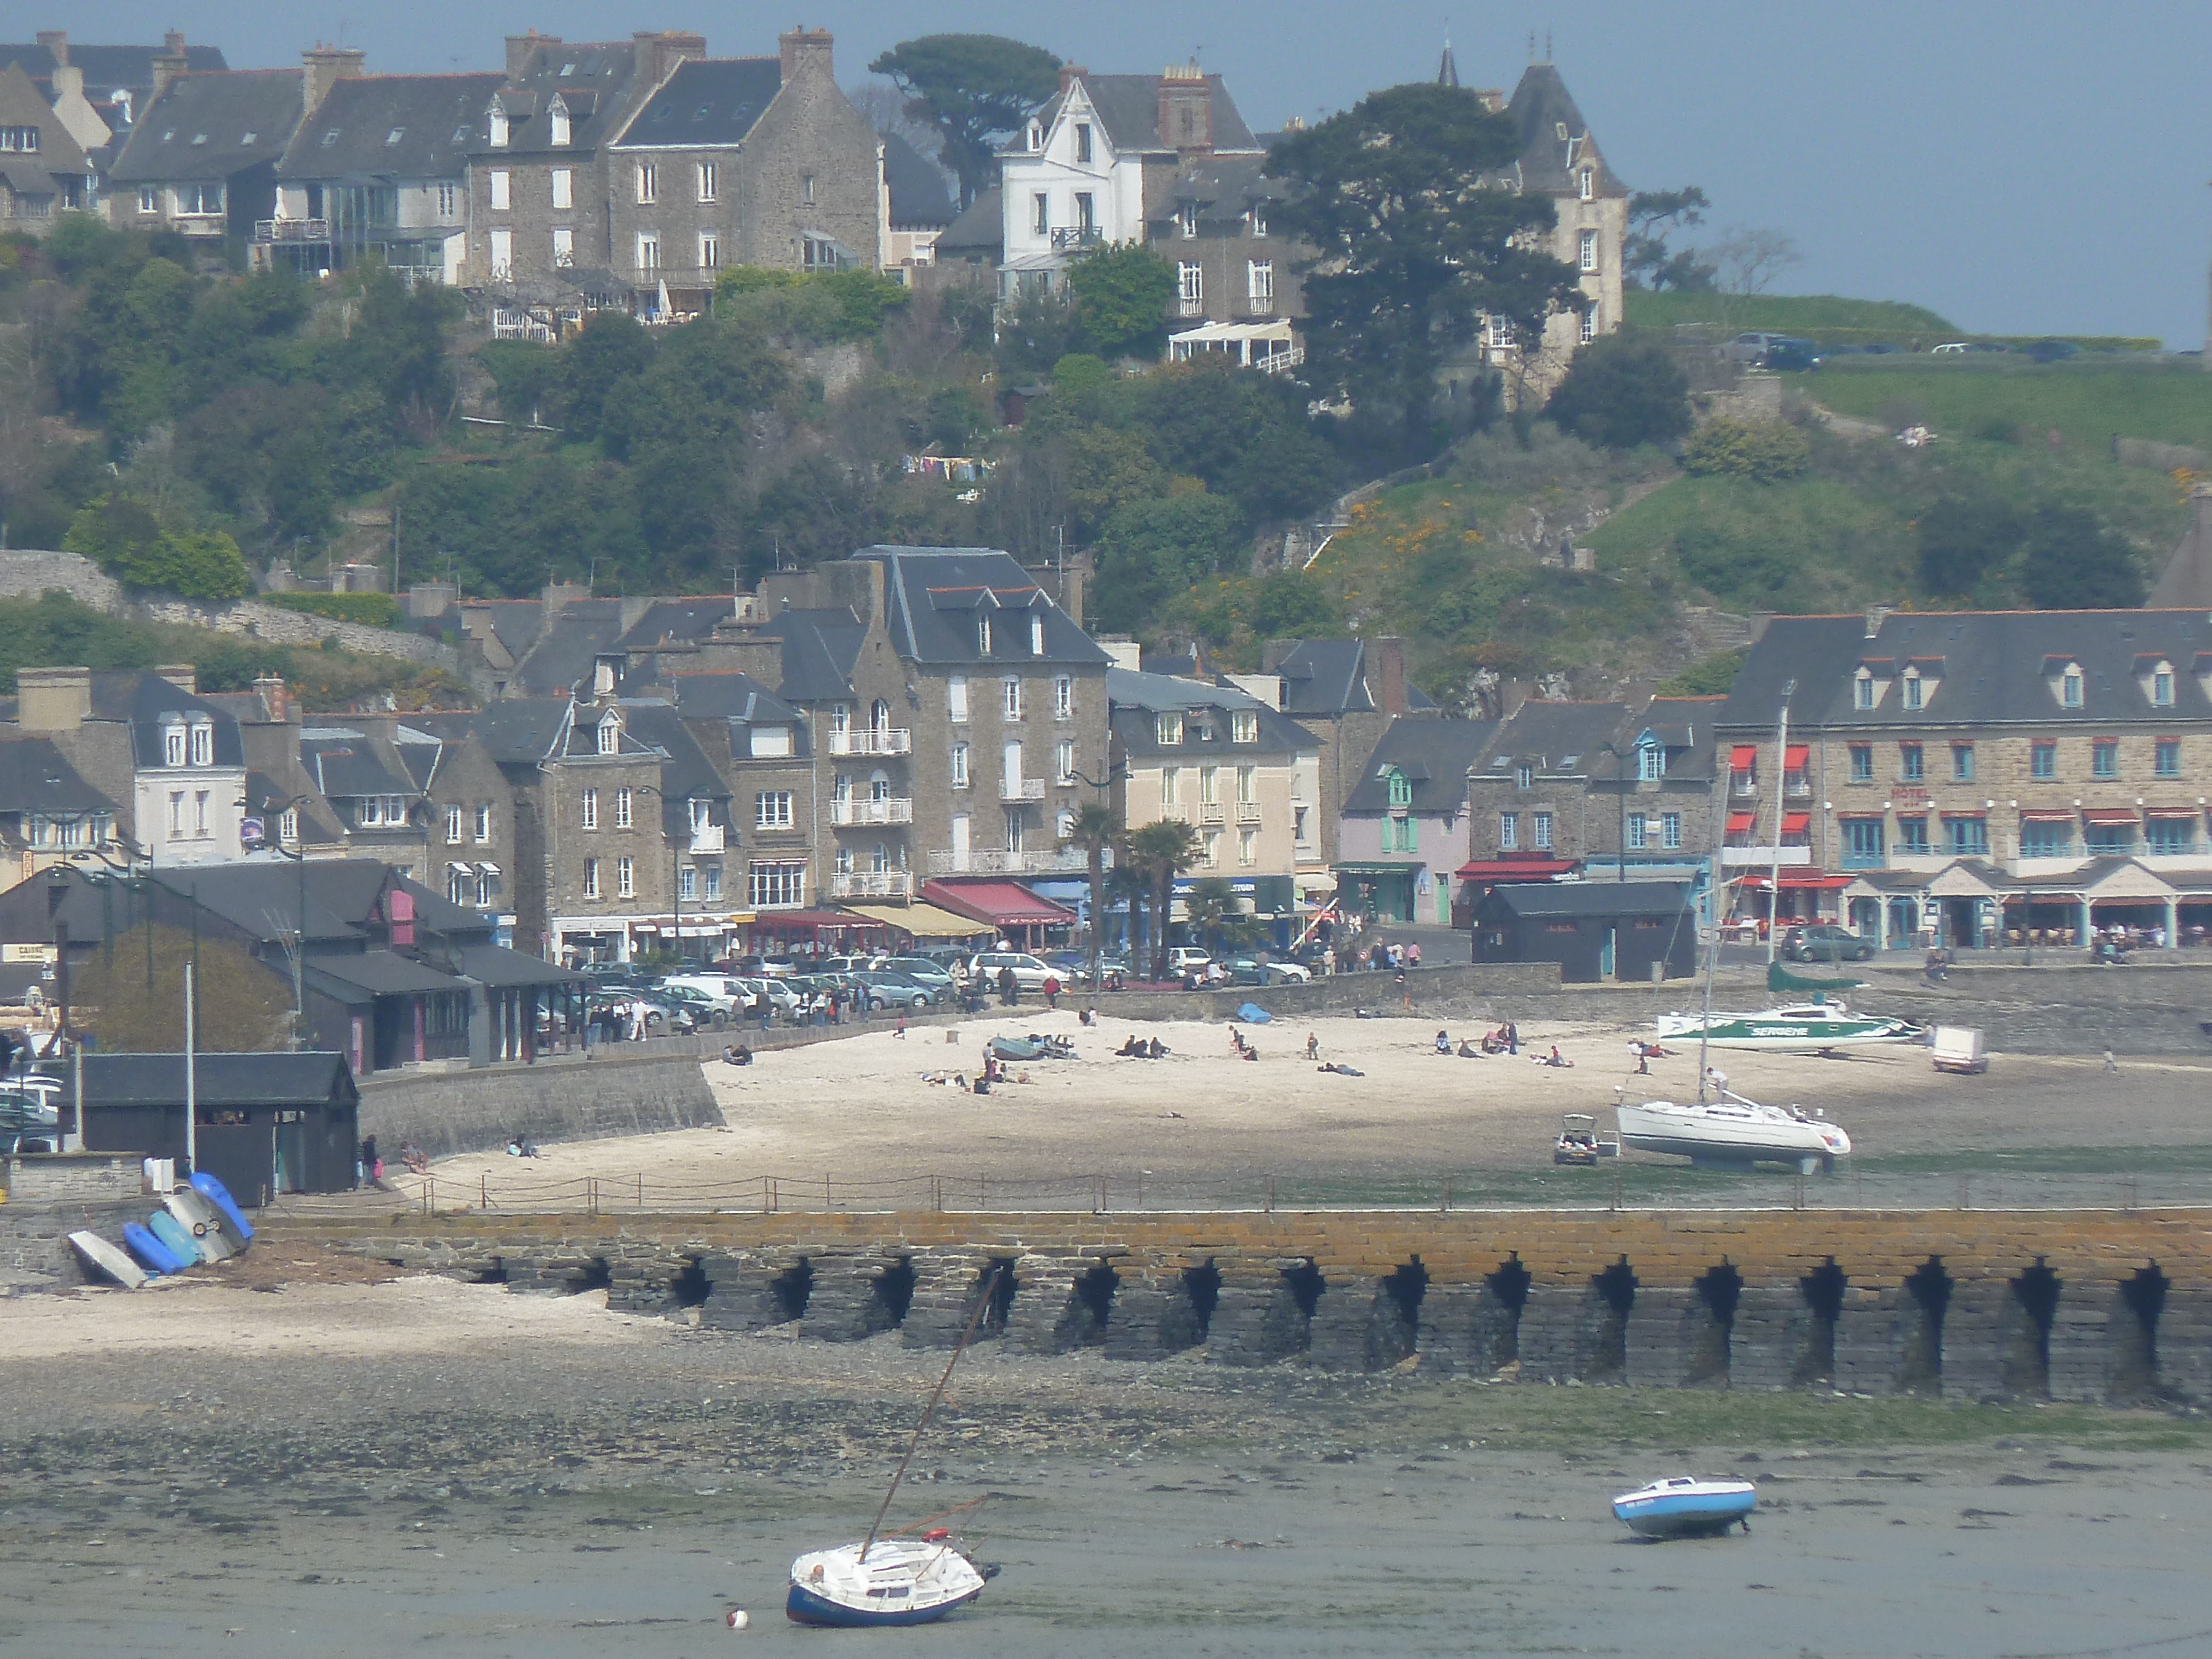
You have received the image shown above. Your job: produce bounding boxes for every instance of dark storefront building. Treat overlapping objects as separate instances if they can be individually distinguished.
[79,1051,359,1203]
[1472,880,1698,983]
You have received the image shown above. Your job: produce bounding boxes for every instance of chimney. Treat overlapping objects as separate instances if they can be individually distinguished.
[36,30,66,66]
[252,674,291,724]
[542,580,590,617]
[152,36,188,102]
[1058,62,1085,95]
[301,46,367,116]
[406,580,456,620]
[155,664,197,695]
[17,667,91,733]
[778,28,833,85]
[53,62,85,106]
[1157,62,1212,153]
[1374,636,1407,716]
[1864,604,1891,640]
[505,32,551,81]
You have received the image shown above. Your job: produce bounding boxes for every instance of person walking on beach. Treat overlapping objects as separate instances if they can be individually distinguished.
[1043,973,1061,1010]
[2104,1048,2119,1073]
[999,964,1019,1006]
[1407,941,1422,969]
[1322,943,1336,976]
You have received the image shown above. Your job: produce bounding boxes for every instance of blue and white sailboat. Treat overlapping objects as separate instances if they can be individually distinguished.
[1612,1476,1758,1538]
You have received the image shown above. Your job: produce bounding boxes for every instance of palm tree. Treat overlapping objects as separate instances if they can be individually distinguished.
[1060,801,1119,986]
[1104,861,1150,963]
[1182,876,1262,958]
[1127,820,1202,981]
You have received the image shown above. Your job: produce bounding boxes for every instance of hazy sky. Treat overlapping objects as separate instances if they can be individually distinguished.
[53,0,2212,346]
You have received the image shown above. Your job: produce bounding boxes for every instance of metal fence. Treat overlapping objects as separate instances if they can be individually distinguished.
[272,1165,2212,1220]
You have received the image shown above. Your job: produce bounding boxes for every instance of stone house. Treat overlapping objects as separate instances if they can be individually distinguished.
[604,29,883,311]
[1334,716,1498,926]
[1717,610,2212,951]
[0,30,228,171]
[1107,661,1318,943]
[1154,152,1306,372]
[0,60,96,229]
[263,52,501,284]
[0,734,121,883]
[462,30,700,296]
[106,62,306,247]
[997,62,1261,303]
[880,131,954,274]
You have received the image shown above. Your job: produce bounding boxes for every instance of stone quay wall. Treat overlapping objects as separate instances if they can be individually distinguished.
[357,1050,722,1159]
[274,1206,2212,1403]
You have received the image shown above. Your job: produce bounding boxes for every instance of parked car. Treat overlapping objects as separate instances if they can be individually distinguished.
[880,956,956,990]
[657,982,735,1026]
[852,969,938,1011]
[1724,331,1789,367]
[1929,341,1968,355]
[732,976,803,1022]
[819,954,885,975]
[1165,947,1212,976]
[1762,336,1821,371]
[1782,924,1876,963]
[2022,338,2080,364]
[968,951,1055,990]
[660,975,744,1021]
[1222,957,1311,987]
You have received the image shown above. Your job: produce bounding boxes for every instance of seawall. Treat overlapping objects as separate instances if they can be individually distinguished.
[357,1050,722,1158]
[277,1206,2212,1402]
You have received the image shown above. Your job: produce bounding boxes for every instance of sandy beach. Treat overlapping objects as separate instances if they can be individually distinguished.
[2,1274,2208,1658]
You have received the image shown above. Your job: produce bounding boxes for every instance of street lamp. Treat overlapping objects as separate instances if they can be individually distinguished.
[629,783,688,969]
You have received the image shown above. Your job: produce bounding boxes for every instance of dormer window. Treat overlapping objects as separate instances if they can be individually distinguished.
[1902,669,1924,711]
[2151,662,2175,707]
[1232,710,1258,743]
[1578,167,1594,201]
[163,724,187,767]
[978,615,992,655]
[1386,769,1412,809]
[488,106,508,147]
[1178,202,1198,239]
[1854,669,1876,710]
[596,714,620,755]
[1637,740,1667,781]
[1157,712,1182,745]
[548,99,570,145]
[189,721,212,766]
[1029,613,1045,655]
[2061,664,2084,708]
[1250,203,1268,237]
[1026,119,1042,151]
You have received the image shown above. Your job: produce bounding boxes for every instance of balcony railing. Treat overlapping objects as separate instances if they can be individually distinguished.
[831,797,914,826]
[999,778,1046,802]
[1197,801,1225,824]
[831,870,914,899]
[1235,801,1262,823]
[828,729,912,757]
[1050,226,1103,251]
[687,825,726,854]
[927,847,1092,877]
[254,218,331,243]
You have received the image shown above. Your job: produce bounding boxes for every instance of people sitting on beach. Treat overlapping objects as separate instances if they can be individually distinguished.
[1117,1034,1149,1057]
[722,1044,754,1066]
[398,1141,431,1175]
[1241,1044,1258,1061]
[1317,1061,1365,1077]
[505,1134,542,1157]
[1079,1007,1096,1027]
[1230,1027,1248,1056]
[1147,1036,1168,1058]
[1434,1029,1452,1055]
[1457,1039,1482,1057]
[1535,1046,1572,1068]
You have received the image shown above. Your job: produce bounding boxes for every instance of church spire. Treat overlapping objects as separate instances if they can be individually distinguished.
[1438,35,1459,87]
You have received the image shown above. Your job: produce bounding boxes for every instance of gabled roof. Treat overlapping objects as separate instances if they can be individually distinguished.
[1016,72,1259,158]
[856,546,1110,670]
[613,598,738,652]
[464,698,571,764]
[79,1051,354,1109]
[1585,696,1724,784]
[1344,717,1499,813]
[932,185,1003,257]
[0,735,118,818]
[614,698,731,831]
[612,56,784,149]
[1505,62,1626,198]
[1474,700,1630,777]
[278,71,502,181]
[0,62,93,176]
[751,608,862,702]
[512,599,628,696]
[883,131,953,228]
[300,728,418,800]
[1271,639,1439,717]
[1155,152,1282,231]
[0,39,228,100]
[113,674,245,769]
[1107,667,1316,757]
[471,38,645,155]
[1718,611,2212,732]
[109,69,304,182]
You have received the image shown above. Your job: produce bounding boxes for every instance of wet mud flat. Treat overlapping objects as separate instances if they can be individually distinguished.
[3,1298,2210,1658]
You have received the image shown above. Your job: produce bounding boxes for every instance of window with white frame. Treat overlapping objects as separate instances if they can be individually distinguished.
[1250,202,1268,236]
[1235,764,1255,803]
[1056,739,1076,784]
[1578,167,1593,200]
[679,866,696,900]
[1030,613,1045,655]
[583,857,600,898]
[1232,709,1258,743]
[194,791,210,838]
[580,788,598,830]
[188,722,212,765]
[597,716,620,754]
[977,615,992,655]
[637,162,657,204]
[163,724,187,767]
[1178,261,1203,310]
[280,807,299,846]
[1533,811,1553,850]
[1578,229,1598,272]
[702,865,722,901]
[476,870,494,907]
[947,677,968,722]
[548,100,570,145]
[1054,676,1072,719]
[697,160,717,202]
[449,866,469,905]
[474,803,492,841]
[750,862,805,907]
[1662,812,1682,849]
[1198,765,1218,806]
[489,229,512,276]
[1161,767,1180,807]
[1238,827,1258,865]
[617,855,634,899]
[755,791,793,830]
[446,806,464,844]
[1003,677,1022,719]
[1855,669,1876,709]
[699,231,718,270]
[488,169,510,210]
[1499,812,1519,851]
[1248,259,1274,306]
[488,106,508,147]
[1902,669,1923,711]
[951,742,970,788]
[437,181,456,217]
[138,185,158,213]
[175,182,223,216]
[637,233,660,272]
[551,226,573,267]
[614,786,633,830]
[168,791,183,839]
[1202,829,1221,865]
[1178,201,1198,238]
[1638,742,1666,781]
[1579,306,1597,345]
[551,167,572,209]
[1032,192,1048,234]
[1627,814,1648,851]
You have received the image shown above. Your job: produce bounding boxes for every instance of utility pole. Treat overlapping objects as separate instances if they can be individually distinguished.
[1766,679,1797,966]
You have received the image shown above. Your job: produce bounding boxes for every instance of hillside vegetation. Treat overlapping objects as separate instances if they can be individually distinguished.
[1623,290,1956,335]
[1806,358,2212,453]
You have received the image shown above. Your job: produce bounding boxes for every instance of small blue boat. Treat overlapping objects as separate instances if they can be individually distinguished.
[1611,1477,1757,1538]
[190,1172,255,1244]
[123,1222,189,1276]
[148,1210,202,1267]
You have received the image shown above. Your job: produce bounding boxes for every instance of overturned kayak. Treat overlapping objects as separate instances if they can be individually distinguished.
[1613,1477,1757,1538]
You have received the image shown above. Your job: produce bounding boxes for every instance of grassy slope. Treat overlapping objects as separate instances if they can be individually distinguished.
[1805,358,2212,453]
[1624,290,1955,333]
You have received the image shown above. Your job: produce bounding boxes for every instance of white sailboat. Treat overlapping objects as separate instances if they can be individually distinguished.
[1654,1000,1922,1053]
[1615,1086,1851,1173]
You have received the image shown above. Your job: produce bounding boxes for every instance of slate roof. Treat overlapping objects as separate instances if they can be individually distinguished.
[1156,152,1282,232]
[855,546,1110,670]
[1475,700,1631,777]
[471,39,644,155]
[0,40,228,98]
[278,72,502,181]
[1481,880,1691,919]
[113,674,245,769]
[611,56,783,148]
[1585,696,1723,784]
[613,598,737,652]
[615,698,731,833]
[109,69,304,182]
[0,62,93,176]
[512,599,628,696]
[932,185,1001,258]
[1717,611,2212,733]
[1271,640,1439,717]
[300,728,419,800]
[79,1051,354,1109]
[1107,667,1316,758]
[0,735,116,818]
[304,951,466,998]
[1343,718,1500,814]
[669,670,801,725]
[466,698,571,764]
[882,131,953,228]
[1019,72,1259,157]
[1505,62,1626,198]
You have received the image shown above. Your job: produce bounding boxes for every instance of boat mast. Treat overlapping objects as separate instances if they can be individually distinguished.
[860,1264,1000,1564]
[1766,679,1796,968]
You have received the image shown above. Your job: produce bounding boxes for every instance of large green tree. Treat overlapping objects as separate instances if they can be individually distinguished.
[868,34,1061,210]
[2020,505,2146,610]
[1059,801,1119,984]
[1916,493,2026,597]
[1269,82,1584,458]
[1543,331,1692,451]
[1623,186,1715,291]
[1065,242,1176,360]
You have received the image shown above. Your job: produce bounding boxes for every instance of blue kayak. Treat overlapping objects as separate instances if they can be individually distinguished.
[123,1222,190,1276]
[191,1172,255,1244]
[148,1209,204,1267]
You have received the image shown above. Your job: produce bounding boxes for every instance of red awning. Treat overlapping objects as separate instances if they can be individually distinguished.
[750,909,882,933]
[2083,808,2140,826]
[2145,806,2201,819]
[1730,745,1757,771]
[1784,744,1809,770]
[1455,858,1577,880]
[1781,812,1811,834]
[920,879,1077,928]
[1740,872,1853,890]
[1726,811,1755,834]
[2019,808,2074,822]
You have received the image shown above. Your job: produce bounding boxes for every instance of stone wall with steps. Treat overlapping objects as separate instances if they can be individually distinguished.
[273,1206,2212,1402]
